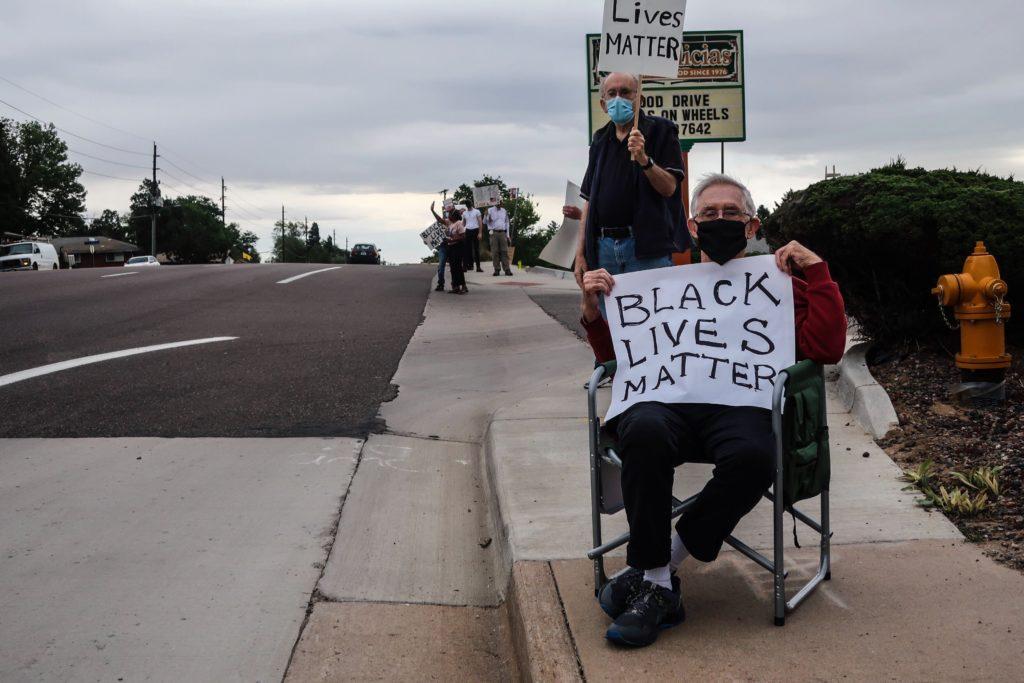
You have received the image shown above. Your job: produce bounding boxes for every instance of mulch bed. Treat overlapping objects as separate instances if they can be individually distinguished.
[872,343,1024,571]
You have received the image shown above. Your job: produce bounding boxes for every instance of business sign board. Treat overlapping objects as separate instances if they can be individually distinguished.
[586,31,745,145]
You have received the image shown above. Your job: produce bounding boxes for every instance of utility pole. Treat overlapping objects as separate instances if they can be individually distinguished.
[281,205,286,263]
[150,142,159,257]
[304,216,309,263]
[221,177,226,226]
[721,142,725,174]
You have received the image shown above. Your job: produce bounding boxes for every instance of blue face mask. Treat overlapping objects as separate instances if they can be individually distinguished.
[605,96,634,126]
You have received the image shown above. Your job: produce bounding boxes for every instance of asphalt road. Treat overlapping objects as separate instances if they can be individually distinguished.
[0,263,433,437]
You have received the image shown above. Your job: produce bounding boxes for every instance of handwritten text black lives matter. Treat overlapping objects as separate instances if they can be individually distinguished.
[603,0,687,62]
[611,269,787,403]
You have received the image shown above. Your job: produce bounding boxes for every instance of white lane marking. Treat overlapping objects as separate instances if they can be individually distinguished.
[276,266,342,284]
[101,272,139,278]
[0,337,238,388]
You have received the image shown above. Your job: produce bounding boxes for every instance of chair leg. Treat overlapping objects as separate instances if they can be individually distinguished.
[772,411,787,626]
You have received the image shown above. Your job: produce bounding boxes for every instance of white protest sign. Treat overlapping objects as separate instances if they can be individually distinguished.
[420,221,447,251]
[599,0,688,79]
[472,184,501,208]
[539,180,584,270]
[605,255,795,421]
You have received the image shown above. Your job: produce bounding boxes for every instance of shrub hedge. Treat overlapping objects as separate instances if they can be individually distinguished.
[763,161,1023,346]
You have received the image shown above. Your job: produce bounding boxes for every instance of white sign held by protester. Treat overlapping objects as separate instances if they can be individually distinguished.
[420,221,448,251]
[605,255,795,421]
[539,180,584,270]
[472,185,502,208]
[599,0,688,79]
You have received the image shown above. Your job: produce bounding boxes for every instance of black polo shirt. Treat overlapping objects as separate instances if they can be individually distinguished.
[579,111,686,266]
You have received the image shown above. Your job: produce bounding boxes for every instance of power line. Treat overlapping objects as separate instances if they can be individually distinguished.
[81,169,143,182]
[69,148,150,169]
[0,96,150,157]
[0,74,151,143]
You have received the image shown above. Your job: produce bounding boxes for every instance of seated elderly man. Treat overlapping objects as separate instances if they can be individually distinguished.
[580,173,847,647]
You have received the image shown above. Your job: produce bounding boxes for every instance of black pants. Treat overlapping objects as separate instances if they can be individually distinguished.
[464,229,480,270]
[447,240,466,288]
[616,401,774,568]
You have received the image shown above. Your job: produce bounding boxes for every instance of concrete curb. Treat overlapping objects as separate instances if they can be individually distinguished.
[526,265,573,280]
[837,341,900,439]
[504,562,583,683]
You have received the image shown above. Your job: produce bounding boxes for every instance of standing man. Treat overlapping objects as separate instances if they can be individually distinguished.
[486,199,513,277]
[564,72,685,293]
[462,202,484,272]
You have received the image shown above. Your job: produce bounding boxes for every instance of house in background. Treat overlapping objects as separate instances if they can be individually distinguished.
[51,237,140,269]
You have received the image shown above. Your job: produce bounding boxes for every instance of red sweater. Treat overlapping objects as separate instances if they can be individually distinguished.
[583,261,847,365]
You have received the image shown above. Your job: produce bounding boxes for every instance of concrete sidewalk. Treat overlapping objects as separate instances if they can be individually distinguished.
[479,269,1024,680]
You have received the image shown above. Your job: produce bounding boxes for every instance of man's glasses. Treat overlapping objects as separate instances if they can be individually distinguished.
[695,208,751,221]
[604,88,635,99]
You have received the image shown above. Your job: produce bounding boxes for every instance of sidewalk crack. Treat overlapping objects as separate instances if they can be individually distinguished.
[547,561,587,682]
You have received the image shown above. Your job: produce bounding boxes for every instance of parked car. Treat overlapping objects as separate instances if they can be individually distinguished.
[124,255,161,267]
[349,243,381,265]
[0,241,60,270]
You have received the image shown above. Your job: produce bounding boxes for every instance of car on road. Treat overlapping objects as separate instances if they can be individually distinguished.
[348,243,381,265]
[124,255,161,267]
[0,241,60,270]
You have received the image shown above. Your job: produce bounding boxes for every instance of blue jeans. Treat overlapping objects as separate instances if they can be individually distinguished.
[597,236,672,317]
[436,243,448,286]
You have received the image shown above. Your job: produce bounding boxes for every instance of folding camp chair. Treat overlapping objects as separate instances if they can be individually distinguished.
[585,360,831,626]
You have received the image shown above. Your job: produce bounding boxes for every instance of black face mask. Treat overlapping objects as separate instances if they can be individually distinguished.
[696,218,748,265]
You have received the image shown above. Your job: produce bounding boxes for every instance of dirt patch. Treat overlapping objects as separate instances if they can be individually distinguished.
[872,344,1024,571]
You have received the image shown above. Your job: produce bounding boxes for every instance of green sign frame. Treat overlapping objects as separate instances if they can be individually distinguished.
[586,30,746,146]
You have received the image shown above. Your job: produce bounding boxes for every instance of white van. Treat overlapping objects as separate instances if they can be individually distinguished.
[0,241,61,270]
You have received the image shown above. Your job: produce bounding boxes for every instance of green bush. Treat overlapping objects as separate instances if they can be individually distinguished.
[763,161,1023,346]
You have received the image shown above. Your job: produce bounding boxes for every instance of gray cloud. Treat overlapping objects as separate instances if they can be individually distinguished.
[2,0,1022,262]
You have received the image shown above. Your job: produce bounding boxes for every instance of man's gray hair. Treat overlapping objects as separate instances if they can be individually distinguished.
[690,173,756,218]
[598,72,639,98]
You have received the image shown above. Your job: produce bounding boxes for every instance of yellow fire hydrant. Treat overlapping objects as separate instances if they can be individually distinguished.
[932,241,1011,372]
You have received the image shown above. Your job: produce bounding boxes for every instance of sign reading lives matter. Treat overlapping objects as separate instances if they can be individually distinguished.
[587,31,745,144]
[599,0,688,78]
[604,255,795,421]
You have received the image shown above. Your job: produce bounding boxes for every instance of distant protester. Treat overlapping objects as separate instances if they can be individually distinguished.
[485,199,513,276]
[431,202,468,295]
[462,202,484,272]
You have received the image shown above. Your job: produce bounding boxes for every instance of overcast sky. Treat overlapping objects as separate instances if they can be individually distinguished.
[2,0,1022,263]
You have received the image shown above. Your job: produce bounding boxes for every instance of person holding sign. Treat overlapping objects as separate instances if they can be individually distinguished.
[430,202,468,295]
[566,72,685,298]
[580,174,846,648]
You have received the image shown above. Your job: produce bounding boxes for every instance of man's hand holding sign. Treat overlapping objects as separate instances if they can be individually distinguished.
[582,174,847,648]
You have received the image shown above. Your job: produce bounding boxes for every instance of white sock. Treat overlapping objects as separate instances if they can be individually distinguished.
[669,533,690,572]
[643,565,672,590]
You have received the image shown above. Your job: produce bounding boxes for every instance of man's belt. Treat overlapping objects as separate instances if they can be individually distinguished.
[599,226,633,239]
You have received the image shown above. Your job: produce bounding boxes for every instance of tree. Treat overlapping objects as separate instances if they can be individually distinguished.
[0,118,87,237]
[307,221,321,247]
[764,160,1024,345]
[126,180,241,262]
[88,209,130,241]
[516,220,560,267]
[272,219,306,262]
